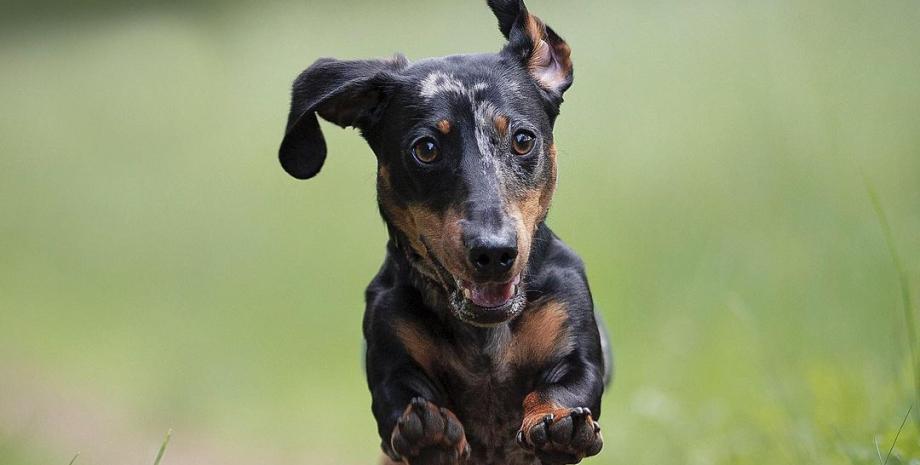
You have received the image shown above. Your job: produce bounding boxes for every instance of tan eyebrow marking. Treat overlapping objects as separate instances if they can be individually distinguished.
[437,119,452,135]
[493,115,509,137]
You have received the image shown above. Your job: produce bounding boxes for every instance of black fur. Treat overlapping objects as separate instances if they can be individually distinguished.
[487,0,525,38]
[279,2,610,464]
[280,56,408,179]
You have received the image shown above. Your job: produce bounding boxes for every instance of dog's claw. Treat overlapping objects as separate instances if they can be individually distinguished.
[516,429,528,448]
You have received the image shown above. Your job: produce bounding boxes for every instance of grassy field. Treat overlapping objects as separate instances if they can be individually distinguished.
[1,0,919,464]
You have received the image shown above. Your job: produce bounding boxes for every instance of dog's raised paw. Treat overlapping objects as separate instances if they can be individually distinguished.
[517,407,603,464]
[390,397,470,465]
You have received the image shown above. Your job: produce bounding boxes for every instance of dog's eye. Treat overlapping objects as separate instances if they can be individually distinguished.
[411,137,440,164]
[512,130,536,155]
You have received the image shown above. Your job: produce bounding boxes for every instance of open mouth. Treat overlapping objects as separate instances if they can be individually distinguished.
[461,274,521,308]
[450,274,525,326]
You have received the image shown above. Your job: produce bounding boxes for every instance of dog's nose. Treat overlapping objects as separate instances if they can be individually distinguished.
[467,234,517,280]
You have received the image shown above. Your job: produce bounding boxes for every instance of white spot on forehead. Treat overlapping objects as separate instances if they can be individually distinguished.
[419,71,464,98]
[419,71,489,99]
[417,71,520,186]
[474,101,498,159]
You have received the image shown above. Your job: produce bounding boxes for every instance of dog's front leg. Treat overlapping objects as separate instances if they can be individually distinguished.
[516,357,606,465]
[367,345,470,465]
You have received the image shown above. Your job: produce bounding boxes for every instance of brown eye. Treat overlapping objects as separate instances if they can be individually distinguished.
[411,137,440,163]
[512,130,536,155]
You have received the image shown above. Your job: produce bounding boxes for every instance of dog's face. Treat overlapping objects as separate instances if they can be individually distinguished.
[279,1,573,326]
[372,55,565,327]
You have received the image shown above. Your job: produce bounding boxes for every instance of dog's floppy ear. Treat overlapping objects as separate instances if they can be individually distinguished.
[279,56,406,180]
[487,0,573,101]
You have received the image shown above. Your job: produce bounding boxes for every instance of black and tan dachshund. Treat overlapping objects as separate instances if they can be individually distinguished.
[278,1,612,464]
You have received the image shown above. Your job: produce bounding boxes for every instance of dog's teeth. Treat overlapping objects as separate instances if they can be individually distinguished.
[462,287,471,299]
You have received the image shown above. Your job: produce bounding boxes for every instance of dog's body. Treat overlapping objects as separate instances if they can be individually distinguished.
[279,2,611,464]
[366,225,612,465]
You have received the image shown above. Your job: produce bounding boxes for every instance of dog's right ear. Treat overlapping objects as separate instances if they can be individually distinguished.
[279,56,407,180]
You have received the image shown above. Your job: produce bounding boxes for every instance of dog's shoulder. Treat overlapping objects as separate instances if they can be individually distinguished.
[524,224,593,318]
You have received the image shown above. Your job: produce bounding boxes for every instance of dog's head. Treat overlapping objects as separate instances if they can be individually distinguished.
[279,0,573,327]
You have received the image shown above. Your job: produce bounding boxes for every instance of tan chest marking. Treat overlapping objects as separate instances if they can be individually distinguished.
[393,299,571,381]
[500,299,571,368]
[393,320,438,377]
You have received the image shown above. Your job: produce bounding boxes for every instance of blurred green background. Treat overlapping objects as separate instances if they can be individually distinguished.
[1,0,919,464]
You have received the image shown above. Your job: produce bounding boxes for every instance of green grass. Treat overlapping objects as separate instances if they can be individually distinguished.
[1,0,919,464]
[152,429,171,465]
[61,430,170,465]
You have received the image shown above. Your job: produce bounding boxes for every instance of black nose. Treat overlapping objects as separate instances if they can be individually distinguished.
[468,235,518,280]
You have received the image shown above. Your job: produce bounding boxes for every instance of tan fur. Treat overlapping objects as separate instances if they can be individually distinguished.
[524,14,544,57]
[381,203,426,259]
[437,119,452,135]
[501,299,571,367]
[395,299,571,383]
[523,13,572,91]
[394,320,438,377]
[406,204,467,280]
[520,391,568,434]
[502,144,557,279]
[493,115,509,137]
[377,165,424,257]
[393,319,478,384]
[377,168,469,283]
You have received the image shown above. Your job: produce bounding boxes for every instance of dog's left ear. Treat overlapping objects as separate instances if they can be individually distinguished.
[488,0,573,102]
[279,56,406,180]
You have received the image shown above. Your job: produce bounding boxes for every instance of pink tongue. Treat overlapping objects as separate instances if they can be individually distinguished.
[469,281,516,308]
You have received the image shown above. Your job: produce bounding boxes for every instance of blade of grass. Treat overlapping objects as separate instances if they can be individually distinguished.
[883,404,912,465]
[68,452,80,465]
[874,436,883,465]
[153,429,172,465]
[864,174,920,421]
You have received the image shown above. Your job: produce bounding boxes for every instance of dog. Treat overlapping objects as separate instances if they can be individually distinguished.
[278,1,612,464]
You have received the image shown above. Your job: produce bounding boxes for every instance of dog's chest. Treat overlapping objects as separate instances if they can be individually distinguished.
[438,330,541,465]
